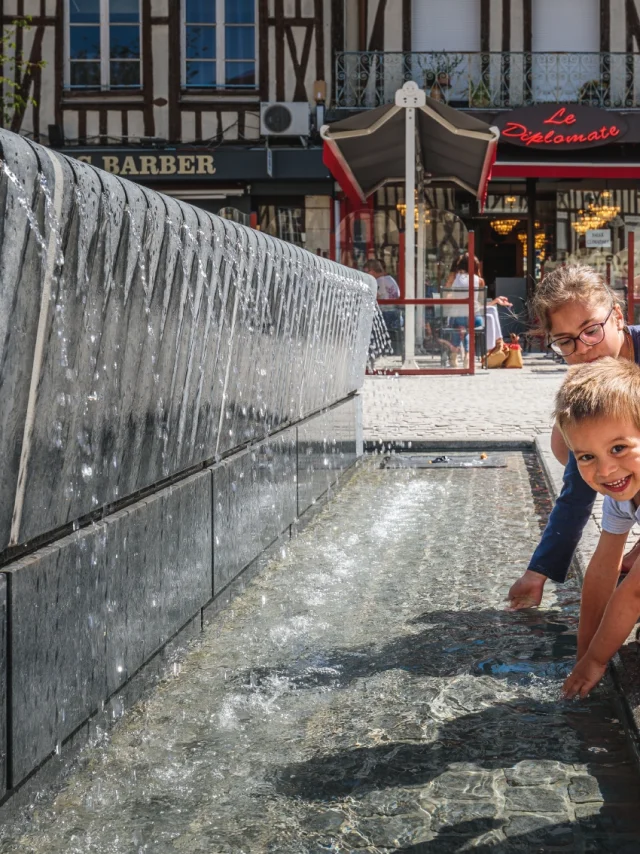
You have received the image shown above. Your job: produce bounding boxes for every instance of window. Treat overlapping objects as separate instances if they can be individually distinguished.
[184,0,256,89]
[411,0,480,52]
[67,0,141,89]
[532,0,599,51]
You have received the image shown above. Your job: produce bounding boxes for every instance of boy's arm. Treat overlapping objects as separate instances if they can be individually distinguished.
[576,530,627,661]
[563,539,638,701]
[526,453,596,583]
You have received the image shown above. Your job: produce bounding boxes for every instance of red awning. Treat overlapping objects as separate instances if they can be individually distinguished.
[492,162,640,179]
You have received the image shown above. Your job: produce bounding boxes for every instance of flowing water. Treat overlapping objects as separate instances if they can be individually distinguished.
[2,454,640,853]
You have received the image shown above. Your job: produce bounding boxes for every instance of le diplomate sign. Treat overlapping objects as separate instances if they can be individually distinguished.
[496,105,628,149]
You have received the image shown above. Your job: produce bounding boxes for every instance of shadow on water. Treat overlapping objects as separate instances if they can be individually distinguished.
[241,607,578,692]
[273,696,634,801]
[263,603,640,850]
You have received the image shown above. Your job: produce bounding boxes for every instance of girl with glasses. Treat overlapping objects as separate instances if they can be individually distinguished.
[507,265,640,610]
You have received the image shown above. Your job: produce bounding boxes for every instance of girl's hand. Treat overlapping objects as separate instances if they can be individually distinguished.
[561,655,607,700]
[490,296,513,308]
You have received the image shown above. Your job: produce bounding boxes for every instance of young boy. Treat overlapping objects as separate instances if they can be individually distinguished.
[554,357,640,699]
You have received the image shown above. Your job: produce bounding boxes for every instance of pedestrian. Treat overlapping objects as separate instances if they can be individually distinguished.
[364,258,403,356]
[507,265,640,610]
[553,358,640,698]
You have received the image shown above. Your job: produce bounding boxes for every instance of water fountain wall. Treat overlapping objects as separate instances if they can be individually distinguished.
[0,130,375,796]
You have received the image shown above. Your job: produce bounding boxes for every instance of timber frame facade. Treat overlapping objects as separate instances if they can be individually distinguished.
[3,1,640,146]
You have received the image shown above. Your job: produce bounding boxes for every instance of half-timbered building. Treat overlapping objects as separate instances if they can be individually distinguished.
[4,1,640,298]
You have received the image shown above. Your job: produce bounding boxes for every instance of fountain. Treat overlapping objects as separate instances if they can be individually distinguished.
[0,129,375,799]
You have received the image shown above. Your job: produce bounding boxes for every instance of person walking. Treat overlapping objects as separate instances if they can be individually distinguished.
[365,258,403,356]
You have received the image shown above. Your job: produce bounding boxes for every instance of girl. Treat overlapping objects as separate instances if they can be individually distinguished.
[443,253,511,364]
[507,265,640,610]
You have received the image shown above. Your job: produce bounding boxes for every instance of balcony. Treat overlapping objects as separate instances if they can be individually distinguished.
[334,51,640,111]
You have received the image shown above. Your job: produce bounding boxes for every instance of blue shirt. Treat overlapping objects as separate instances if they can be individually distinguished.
[528,324,640,582]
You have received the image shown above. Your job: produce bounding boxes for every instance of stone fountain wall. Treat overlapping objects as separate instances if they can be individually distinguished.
[0,130,375,797]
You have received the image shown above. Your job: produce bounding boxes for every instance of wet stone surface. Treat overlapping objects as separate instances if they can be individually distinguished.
[2,454,640,853]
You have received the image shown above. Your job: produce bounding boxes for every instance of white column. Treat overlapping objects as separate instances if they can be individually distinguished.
[395,82,425,369]
[403,105,416,367]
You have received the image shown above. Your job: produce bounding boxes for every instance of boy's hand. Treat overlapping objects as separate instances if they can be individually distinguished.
[506,570,546,610]
[561,655,607,700]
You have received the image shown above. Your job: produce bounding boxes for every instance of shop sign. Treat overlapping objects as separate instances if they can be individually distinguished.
[63,146,331,183]
[496,105,628,150]
[73,151,216,176]
[585,229,612,248]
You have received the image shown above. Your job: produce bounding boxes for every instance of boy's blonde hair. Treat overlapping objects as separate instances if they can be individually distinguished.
[533,265,620,332]
[555,357,640,439]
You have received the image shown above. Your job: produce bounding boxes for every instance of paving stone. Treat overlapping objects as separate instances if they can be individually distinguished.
[568,775,604,803]
[504,785,569,813]
[503,813,574,841]
[430,770,495,800]
[349,788,424,816]
[504,760,570,786]
[342,814,431,848]
[363,353,560,444]
[432,802,501,835]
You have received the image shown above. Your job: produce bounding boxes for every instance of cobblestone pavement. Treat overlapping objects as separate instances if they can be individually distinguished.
[362,353,566,445]
[3,456,640,853]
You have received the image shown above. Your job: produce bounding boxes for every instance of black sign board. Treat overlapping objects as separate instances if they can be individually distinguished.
[495,104,628,150]
[61,146,330,182]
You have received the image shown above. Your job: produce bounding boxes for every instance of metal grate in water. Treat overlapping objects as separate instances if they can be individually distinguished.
[382,453,507,469]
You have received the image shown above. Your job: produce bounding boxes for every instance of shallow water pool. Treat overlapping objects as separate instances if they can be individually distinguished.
[2,454,640,853]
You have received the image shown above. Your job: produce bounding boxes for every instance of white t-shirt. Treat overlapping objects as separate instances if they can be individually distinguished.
[443,272,483,319]
[601,495,640,534]
[376,274,400,300]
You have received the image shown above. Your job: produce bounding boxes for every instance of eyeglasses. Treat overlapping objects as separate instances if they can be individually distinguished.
[547,305,614,356]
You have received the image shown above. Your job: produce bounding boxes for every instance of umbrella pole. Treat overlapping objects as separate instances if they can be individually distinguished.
[403,104,417,369]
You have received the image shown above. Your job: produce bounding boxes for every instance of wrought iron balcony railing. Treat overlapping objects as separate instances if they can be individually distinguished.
[334,51,640,110]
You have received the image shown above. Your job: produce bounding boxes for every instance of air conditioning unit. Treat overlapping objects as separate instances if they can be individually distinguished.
[260,102,310,136]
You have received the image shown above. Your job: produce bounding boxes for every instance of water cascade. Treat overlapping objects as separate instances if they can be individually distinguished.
[0,129,375,799]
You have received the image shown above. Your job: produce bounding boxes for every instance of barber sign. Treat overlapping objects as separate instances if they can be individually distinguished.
[585,229,612,248]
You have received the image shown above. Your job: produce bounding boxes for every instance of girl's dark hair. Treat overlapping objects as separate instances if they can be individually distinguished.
[450,252,481,274]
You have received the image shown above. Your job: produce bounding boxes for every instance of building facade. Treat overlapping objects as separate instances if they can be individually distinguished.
[4,0,640,296]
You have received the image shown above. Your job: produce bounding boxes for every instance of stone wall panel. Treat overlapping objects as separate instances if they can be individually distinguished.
[213,429,297,594]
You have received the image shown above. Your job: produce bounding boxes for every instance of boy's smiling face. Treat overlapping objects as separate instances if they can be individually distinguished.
[565,417,640,500]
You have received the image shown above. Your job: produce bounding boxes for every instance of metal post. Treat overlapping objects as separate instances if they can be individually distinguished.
[417,196,426,355]
[628,230,635,326]
[403,104,417,368]
[468,231,476,376]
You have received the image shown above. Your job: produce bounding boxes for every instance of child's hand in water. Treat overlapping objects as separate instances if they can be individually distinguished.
[561,655,607,700]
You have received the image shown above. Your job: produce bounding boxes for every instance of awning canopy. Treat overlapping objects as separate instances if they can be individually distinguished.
[321,97,499,208]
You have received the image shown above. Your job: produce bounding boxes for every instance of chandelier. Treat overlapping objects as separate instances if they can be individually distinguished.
[572,207,605,233]
[590,190,620,224]
[490,218,519,235]
[572,191,621,233]
[505,194,517,209]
